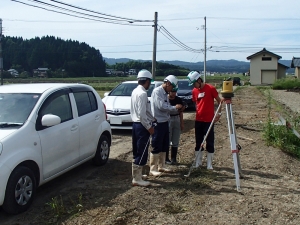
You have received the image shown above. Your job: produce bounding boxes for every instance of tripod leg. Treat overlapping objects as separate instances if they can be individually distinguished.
[229,134,242,192]
[236,153,244,178]
[225,100,242,192]
[229,104,244,179]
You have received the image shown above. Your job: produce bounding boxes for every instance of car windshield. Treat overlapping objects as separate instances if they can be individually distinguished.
[0,93,41,124]
[109,83,156,97]
[178,80,193,90]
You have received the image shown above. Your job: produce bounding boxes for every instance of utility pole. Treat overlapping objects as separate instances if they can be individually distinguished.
[0,19,3,85]
[152,12,158,80]
[203,16,206,83]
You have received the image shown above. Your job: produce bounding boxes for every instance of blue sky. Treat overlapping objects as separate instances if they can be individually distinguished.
[1,0,300,62]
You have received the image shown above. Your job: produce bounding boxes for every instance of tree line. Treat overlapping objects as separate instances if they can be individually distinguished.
[2,36,106,78]
[106,61,189,77]
[2,35,189,78]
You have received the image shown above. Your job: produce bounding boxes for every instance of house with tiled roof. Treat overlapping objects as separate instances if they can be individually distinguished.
[247,48,289,85]
[291,57,300,78]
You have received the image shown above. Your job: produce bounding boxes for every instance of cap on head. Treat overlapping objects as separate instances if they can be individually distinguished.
[164,75,178,88]
[137,69,152,80]
[187,71,202,86]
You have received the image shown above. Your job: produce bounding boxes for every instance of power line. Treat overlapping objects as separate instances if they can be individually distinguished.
[29,0,131,22]
[209,16,300,21]
[159,16,300,22]
[12,0,152,26]
[6,1,300,59]
[158,24,203,53]
[49,0,153,22]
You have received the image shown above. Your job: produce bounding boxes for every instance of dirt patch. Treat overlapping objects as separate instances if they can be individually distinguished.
[1,86,300,225]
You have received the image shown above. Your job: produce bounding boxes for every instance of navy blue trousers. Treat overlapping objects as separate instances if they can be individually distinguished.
[195,121,215,153]
[151,121,169,154]
[132,122,150,166]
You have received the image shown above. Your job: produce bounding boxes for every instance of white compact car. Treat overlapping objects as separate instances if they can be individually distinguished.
[0,83,112,214]
[102,81,163,129]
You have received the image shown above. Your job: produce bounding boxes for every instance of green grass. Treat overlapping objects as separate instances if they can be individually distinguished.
[262,88,300,158]
[272,77,300,90]
[97,90,108,98]
[46,193,83,223]
[3,74,249,94]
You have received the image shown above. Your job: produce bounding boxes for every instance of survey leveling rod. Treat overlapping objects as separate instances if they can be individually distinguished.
[221,79,243,192]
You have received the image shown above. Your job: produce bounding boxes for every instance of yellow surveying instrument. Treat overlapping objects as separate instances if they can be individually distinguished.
[221,78,243,192]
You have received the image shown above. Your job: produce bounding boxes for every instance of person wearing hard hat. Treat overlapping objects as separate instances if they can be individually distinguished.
[150,75,183,176]
[130,69,156,186]
[166,84,185,165]
[187,71,222,169]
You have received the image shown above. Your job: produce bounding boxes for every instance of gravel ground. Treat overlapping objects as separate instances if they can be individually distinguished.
[270,89,300,114]
[1,86,300,225]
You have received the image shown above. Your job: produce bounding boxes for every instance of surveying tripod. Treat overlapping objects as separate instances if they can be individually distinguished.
[221,80,243,192]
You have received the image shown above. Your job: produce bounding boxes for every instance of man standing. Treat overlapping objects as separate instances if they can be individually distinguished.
[187,71,222,169]
[166,85,185,165]
[131,69,155,186]
[150,75,183,176]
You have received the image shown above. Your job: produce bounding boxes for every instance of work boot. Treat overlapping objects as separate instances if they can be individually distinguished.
[207,153,214,170]
[171,147,178,164]
[149,153,162,176]
[132,163,151,186]
[165,147,172,164]
[193,150,203,168]
[158,152,172,173]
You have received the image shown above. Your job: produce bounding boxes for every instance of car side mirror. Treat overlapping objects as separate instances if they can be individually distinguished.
[104,92,109,97]
[41,114,61,127]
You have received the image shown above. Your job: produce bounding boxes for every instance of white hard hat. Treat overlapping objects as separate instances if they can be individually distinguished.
[164,75,178,88]
[137,69,152,80]
[171,84,178,92]
[187,71,202,86]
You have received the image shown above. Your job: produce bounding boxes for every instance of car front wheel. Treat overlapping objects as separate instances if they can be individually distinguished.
[3,166,36,214]
[92,135,110,166]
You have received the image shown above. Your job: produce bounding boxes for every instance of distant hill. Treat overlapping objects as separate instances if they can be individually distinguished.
[3,36,106,77]
[104,58,293,73]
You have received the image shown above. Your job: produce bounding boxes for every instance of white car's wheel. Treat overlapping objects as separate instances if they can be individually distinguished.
[93,135,110,166]
[3,166,36,214]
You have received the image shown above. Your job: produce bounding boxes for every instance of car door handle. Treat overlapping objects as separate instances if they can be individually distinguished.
[71,125,78,131]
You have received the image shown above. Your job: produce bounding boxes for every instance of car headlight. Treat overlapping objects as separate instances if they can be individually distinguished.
[183,95,192,100]
[0,143,2,155]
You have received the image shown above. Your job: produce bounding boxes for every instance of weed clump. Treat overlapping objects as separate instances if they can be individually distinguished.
[263,89,300,157]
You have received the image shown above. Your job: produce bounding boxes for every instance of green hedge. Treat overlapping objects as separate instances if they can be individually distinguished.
[272,77,300,90]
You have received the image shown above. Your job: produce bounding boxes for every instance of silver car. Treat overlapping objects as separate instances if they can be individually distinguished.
[102,81,163,129]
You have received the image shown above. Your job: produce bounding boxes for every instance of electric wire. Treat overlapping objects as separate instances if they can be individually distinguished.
[160,16,300,21]
[158,24,203,53]
[159,26,200,52]
[7,1,300,55]
[12,0,152,26]
[50,0,153,22]
[29,0,133,22]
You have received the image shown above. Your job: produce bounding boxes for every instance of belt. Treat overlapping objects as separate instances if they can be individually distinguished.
[170,114,179,117]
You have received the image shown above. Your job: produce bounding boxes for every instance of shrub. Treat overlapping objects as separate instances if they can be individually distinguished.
[272,77,300,90]
[263,89,300,158]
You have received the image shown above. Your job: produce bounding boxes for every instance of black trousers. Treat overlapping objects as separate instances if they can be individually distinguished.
[194,121,215,153]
